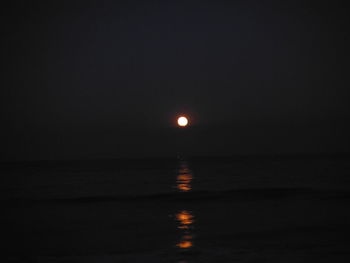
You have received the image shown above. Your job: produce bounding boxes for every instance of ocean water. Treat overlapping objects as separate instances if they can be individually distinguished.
[1,156,350,262]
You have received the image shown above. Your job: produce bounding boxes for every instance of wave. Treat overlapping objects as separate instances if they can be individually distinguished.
[3,187,350,205]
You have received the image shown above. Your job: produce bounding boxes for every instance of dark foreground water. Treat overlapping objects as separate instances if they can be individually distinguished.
[1,155,350,262]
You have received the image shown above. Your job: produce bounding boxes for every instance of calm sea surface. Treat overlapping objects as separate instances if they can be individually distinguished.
[1,156,350,262]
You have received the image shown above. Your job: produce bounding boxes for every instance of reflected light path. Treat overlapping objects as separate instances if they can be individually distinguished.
[176,161,193,192]
[177,240,193,249]
[174,161,195,253]
[176,210,194,230]
[176,210,195,249]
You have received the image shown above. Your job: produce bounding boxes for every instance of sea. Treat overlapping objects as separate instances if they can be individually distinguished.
[1,155,350,262]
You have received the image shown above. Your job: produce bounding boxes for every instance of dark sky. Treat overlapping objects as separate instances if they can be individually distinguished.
[1,0,349,161]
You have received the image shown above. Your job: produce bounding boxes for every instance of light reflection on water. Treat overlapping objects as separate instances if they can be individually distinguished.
[176,161,193,192]
[174,161,195,253]
[176,210,195,249]
[176,210,194,230]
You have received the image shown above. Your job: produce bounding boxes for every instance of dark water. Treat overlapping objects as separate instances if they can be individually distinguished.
[1,156,350,262]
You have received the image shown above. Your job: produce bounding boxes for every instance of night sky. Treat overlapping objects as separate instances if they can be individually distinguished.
[1,0,349,161]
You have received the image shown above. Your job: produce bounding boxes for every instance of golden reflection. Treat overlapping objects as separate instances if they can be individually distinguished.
[176,161,193,192]
[174,161,196,253]
[177,240,193,249]
[176,210,194,229]
[178,184,191,192]
[175,210,195,249]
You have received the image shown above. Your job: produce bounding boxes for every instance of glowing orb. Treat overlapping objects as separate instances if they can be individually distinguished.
[177,116,188,127]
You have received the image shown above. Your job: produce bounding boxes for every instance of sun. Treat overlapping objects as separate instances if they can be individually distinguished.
[177,116,188,127]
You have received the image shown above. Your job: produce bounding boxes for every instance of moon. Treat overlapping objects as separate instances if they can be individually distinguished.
[177,116,188,127]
